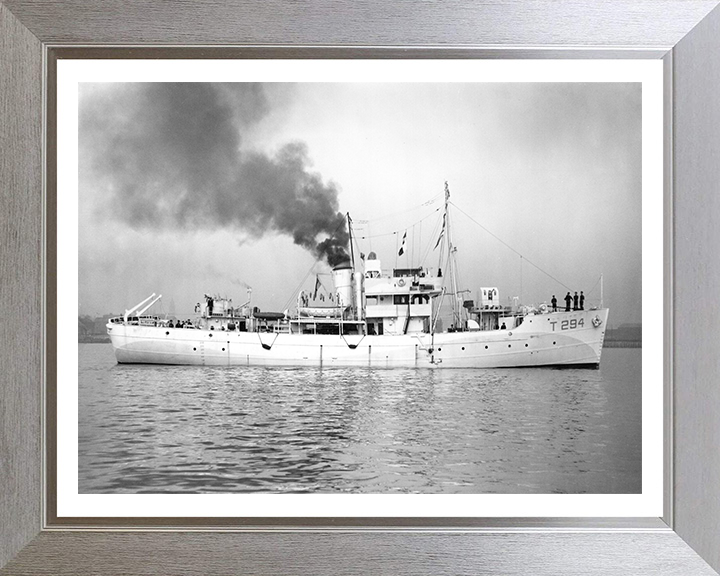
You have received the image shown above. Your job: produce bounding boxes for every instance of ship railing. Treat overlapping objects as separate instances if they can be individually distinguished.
[116,316,141,325]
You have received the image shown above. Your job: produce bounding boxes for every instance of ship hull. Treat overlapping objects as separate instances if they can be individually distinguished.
[108,309,608,368]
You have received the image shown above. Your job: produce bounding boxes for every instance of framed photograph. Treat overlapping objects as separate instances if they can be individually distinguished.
[58,59,662,520]
[2,2,720,575]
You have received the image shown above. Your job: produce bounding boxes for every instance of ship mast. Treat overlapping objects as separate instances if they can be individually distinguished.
[346,212,365,324]
[433,182,464,331]
[346,212,355,271]
[443,183,464,330]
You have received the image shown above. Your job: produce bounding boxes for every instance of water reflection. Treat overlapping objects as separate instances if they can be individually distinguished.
[79,345,641,494]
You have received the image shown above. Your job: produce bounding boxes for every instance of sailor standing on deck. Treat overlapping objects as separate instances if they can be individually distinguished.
[580,291,585,310]
[564,292,572,311]
[573,292,579,311]
[551,295,557,312]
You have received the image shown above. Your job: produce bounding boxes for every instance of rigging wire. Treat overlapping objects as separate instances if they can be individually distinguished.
[281,215,349,311]
[580,274,603,306]
[355,191,443,224]
[282,267,316,312]
[585,275,601,296]
[394,230,399,269]
[355,207,441,239]
[449,201,573,292]
[419,214,443,270]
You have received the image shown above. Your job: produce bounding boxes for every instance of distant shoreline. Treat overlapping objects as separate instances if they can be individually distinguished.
[79,336,111,344]
[603,341,641,348]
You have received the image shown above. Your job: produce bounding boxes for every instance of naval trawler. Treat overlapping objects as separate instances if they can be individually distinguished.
[107,184,608,368]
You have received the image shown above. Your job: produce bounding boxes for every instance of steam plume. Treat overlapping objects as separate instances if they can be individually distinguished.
[80,83,349,267]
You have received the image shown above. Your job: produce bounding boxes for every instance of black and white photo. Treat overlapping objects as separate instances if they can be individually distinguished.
[59,60,663,515]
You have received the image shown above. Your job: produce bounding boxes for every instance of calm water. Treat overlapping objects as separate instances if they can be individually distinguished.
[79,344,641,494]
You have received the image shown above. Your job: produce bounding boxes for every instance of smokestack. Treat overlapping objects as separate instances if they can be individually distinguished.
[332,263,354,309]
[80,83,349,266]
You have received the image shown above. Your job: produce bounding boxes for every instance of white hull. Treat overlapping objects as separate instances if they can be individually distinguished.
[108,309,608,368]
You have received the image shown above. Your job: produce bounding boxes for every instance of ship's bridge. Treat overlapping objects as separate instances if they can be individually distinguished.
[361,254,443,335]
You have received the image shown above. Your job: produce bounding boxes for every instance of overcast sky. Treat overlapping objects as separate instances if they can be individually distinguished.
[79,82,641,326]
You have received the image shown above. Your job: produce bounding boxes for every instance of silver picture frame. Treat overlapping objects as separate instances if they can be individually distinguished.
[2,1,720,574]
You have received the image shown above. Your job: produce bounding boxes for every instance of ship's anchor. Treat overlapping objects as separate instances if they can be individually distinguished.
[592,316,603,328]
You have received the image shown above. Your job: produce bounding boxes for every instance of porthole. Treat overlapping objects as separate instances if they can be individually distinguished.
[508,344,511,348]
[165,331,169,336]
[525,344,528,347]
[438,347,442,352]
[485,345,488,349]
[209,334,213,338]
[553,341,556,345]
[461,346,465,351]
[193,347,196,351]
[222,348,225,351]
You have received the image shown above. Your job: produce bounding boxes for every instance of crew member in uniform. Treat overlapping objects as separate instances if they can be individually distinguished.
[551,295,557,312]
[573,292,579,310]
[580,291,585,310]
[564,292,572,311]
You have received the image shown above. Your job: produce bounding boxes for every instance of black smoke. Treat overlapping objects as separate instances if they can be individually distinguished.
[80,83,349,267]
